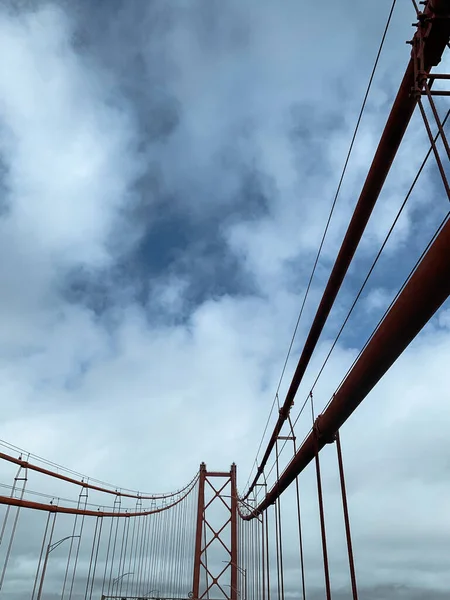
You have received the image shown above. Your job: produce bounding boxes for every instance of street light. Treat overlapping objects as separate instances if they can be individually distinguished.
[222,561,247,600]
[112,571,134,591]
[145,589,160,599]
[225,584,241,598]
[36,535,81,600]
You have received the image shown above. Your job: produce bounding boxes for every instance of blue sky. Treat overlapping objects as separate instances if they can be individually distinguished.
[0,0,449,598]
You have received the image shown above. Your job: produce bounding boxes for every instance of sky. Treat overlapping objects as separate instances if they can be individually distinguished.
[0,0,449,598]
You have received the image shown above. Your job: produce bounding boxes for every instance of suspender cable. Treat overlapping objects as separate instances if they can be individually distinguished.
[67,489,88,600]
[312,395,332,600]
[60,487,86,600]
[36,511,57,600]
[84,515,102,600]
[118,516,131,597]
[126,499,140,595]
[244,0,449,501]
[244,0,399,499]
[261,505,266,600]
[0,464,24,546]
[265,507,271,600]
[275,441,285,600]
[417,98,450,200]
[135,513,145,595]
[336,431,358,600]
[0,465,27,592]
[140,513,150,595]
[107,498,122,595]
[255,107,450,503]
[31,511,52,600]
[88,516,103,600]
[274,502,281,600]
[248,212,450,516]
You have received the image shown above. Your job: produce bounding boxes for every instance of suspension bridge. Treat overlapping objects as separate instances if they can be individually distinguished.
[0,1,449,599]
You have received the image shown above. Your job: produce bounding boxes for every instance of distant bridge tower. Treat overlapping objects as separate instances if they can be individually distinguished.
[192,463,238,600]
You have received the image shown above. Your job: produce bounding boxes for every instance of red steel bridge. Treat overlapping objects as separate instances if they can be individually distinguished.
[0,1,449,599]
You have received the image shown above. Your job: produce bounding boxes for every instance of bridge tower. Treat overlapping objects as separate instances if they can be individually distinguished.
[192,463,238,600]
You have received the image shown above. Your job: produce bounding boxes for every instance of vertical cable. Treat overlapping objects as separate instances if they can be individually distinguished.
[174,498,183,596]
[336,431,358,600]
[116,516,128,596]
[88,516,103,600]
[295,475,307,600]
[61,486,86,600]
[160,503,169,596]
[423,82,450,161]
[104,495,121,595]
[0,465,23,545]
[31,511,52,600]
[84,515,101,600]
[258,516,263,600]
[0,465,28,592]
[119,516,131,597]
[101,514,115,595]
[61,512,79,598]
[275,440,285,600]
[311,395,332,600]
[136,513,146,595]
[126,499,140,596]
[274,502,281,600]
[261,516,264,600]
[139,513,150,596]
[67,487,88,600]
[150,508,161,591]
[417,99,450,200]
[142,512,152,595]
[264,498,271,600]
[36,511,58,600]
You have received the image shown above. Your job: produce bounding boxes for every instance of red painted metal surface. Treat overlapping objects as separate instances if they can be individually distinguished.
[230,464,238,600]
[0,480,196,517]
[192,463,206,599]
[0,451,194,500]
[192,465,239,599]
[248,215,450,516]
[244,0,450,501]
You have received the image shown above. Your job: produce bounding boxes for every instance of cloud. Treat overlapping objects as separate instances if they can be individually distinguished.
[0,0,449,599]
[0,4,143,266]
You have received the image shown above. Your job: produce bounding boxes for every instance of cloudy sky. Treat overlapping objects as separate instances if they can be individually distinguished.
[0,0,449,598]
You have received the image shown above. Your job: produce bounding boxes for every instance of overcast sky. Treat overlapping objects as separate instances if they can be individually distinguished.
[0,0,449,598]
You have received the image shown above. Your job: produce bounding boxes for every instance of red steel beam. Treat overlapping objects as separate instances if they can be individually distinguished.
[230,464,238,600]
[247,216,450,517]
[244,0,450,500]
[0,451,194,500]
[0,475,198,517]
[192,463,206,599]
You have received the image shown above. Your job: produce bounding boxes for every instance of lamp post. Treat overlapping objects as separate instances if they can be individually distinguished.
[145,588,160,599]
[36,535,81,600]
[225,584,241,598]
[222,561,247,600]
[111,571,134,595]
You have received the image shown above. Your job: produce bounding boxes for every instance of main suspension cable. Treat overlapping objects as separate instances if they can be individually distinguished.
[244,0,398,496]
[252,107,449,494]
[259,208,449,512]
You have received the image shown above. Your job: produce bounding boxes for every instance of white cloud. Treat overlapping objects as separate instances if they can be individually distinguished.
[0,4,141,268]
[364,287,392,313]
[0,1,448,599]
